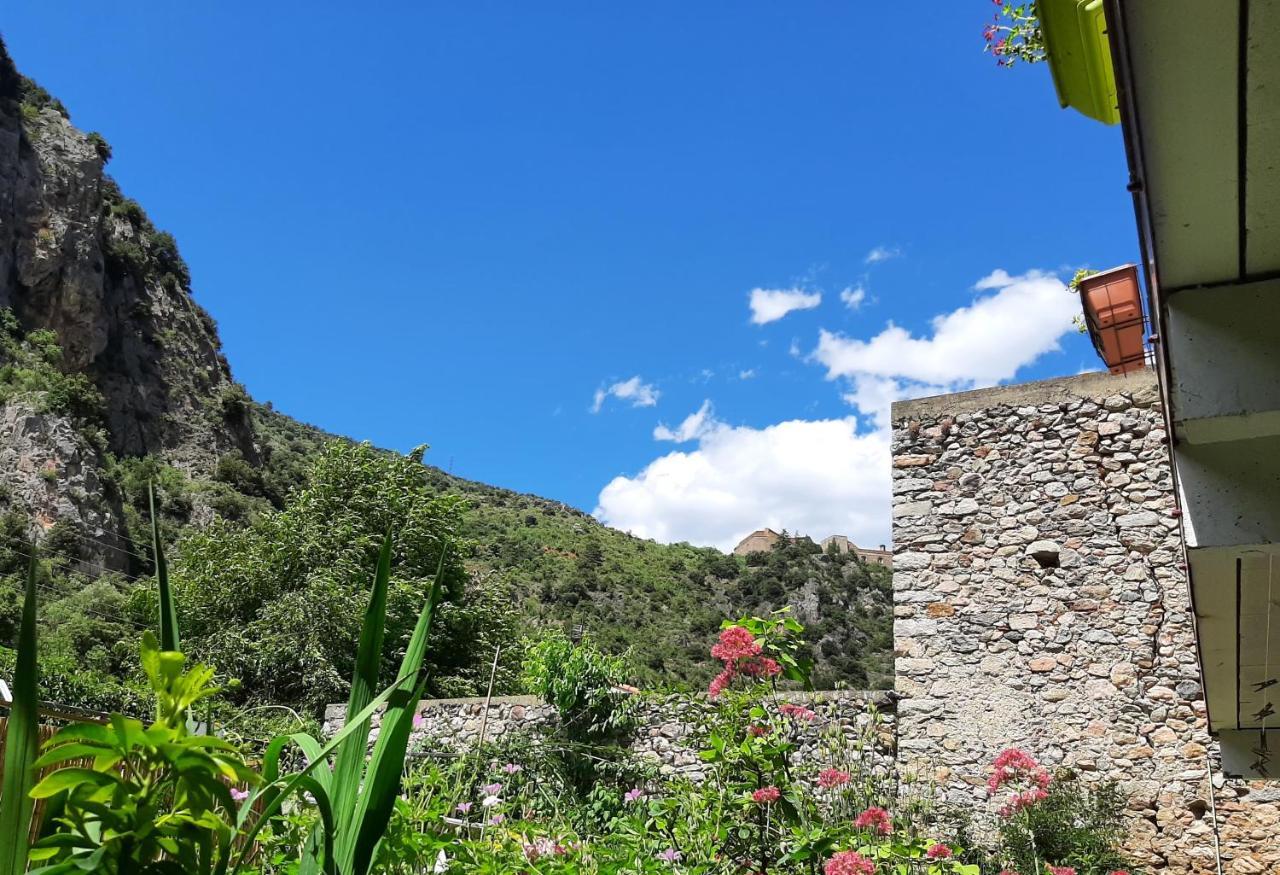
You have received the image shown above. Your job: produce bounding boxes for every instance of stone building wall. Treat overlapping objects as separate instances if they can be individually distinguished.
[891,370,1278,875]
[324,690,896,785]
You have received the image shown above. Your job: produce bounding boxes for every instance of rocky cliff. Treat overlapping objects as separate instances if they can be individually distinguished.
[0,37,262,564]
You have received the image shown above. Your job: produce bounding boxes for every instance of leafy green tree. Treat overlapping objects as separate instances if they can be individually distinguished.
[170,441,516,713]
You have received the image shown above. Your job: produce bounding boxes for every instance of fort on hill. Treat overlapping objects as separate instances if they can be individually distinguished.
[730,529,893,568]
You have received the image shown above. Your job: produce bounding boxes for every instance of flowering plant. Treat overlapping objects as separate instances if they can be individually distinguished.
[983,1,1045,67]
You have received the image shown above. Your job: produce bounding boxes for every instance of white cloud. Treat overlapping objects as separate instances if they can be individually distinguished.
[839,285,867,310]
[738,368,756,380]
[748,287,822,325]
[812,269,1080,423]
[596,415,890,551]
[653,400,715,443]
[864,246,901,265]
[592,376,660,413]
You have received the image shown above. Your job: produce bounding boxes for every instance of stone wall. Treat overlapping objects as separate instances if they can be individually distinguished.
[324,690,896,785]
[891,370,1278,875]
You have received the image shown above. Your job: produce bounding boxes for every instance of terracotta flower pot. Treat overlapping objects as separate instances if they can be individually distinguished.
[1077,264,1146,374]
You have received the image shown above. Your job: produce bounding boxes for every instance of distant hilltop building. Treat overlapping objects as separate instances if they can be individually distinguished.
[731,529,892,568]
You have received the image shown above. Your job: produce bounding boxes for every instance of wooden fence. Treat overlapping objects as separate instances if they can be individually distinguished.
[0,703,110,846]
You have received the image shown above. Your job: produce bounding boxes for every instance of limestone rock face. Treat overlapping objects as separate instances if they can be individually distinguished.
[0,42,256,471]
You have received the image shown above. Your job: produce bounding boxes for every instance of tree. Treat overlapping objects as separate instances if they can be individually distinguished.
[170,441,519,713]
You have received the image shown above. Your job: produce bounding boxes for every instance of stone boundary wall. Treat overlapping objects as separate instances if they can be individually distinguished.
[324,690,896,784]
[891,370,1278,875]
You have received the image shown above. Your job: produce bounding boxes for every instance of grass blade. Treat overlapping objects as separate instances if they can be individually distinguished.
[0,547,41,875]
[346,548,447,875]
[149,482,179,653]
[228,669,418,875]
[330,531,394,859]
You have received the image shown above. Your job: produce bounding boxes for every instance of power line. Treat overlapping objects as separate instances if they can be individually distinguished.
[0,533,152,586]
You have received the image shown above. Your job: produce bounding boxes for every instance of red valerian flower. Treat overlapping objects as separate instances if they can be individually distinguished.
[711,626,762,662]
[853,806,891,835]
[823,851,875,875]
[741,656,782,678]
[708,666,736,698]
[747,724,768,737]
[751,786,781,804]
[1107,871,1133,875]
[818,768,851,789]
[925,843,952,859]
[779,702,817,722]
[1046,867,1077,875]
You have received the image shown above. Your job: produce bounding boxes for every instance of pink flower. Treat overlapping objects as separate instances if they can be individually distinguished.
[230,787,249,803]
[412,712,426,730]
[998,871,1021,875]
[456,802,473,814]
[489,813,505,826]
[708,666,736,698]
[1047,868,1076,875]
[824,850,876,875]
[983,24,996,41]
[482,782,503,795]
[624,787,644,803]
[711,626,761,662]
[503,762,522,775]
[779,702,817,722]
[925,843,952,859]
[657,848,682,863]
[818,768,851,789]
[748,724,768,737]
[853,806,891,835]
[742,656,782,678]
[751,786,781,804]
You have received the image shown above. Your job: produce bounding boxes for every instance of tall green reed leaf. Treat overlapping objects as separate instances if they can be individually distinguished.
[149,481,179,653]
[231,537,449,875]
[0,547,40,875]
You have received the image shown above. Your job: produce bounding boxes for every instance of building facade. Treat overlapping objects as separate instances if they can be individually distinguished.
[890,370,1278,874]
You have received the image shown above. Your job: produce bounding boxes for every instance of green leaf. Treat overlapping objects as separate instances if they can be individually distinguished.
[328,530,395,860]
[345,546,447,875]
[148,481,180,653]
[0,549,40,875]
[29,768,120,800]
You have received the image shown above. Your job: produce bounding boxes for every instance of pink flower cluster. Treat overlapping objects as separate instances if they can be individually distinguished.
[751,786,781,804]
[1046,867,1076,875]
[817,767,850,789]
[926,843,952,860]
[823,850,875,875]
[853,806,890,835]
[987,748,1052,817]
[707,626,780,696]
[779,702,816,722]
[521,837,568,861]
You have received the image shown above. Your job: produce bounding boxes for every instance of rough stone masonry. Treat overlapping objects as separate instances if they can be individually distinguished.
[891,370,1279,874]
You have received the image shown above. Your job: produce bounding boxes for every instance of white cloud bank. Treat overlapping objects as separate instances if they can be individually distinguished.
[814,269,1080,425]
[596,414,890,552]
[592,376,660,413]
[748,287,822,325]
[653,400,715,443]
[594,269,1080,552]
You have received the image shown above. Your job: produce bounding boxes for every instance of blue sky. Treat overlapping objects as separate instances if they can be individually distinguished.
[4,3,1136,551]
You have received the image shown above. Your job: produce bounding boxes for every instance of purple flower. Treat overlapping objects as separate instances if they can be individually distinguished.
[489,813,505,826]
[456,801,473,814]
[230,787,249,803]
[503,762,523,775]
[482,782,503,796]
[657,848,682,863]
[412,712,426,730]
[624,787,644,803]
